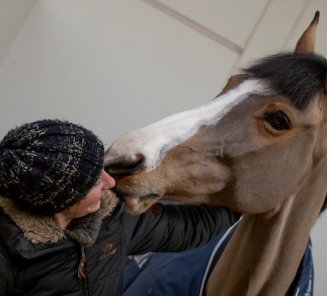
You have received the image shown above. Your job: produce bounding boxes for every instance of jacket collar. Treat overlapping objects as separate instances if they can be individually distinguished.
[0,190,119,245]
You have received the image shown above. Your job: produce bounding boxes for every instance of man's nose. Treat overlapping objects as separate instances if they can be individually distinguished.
[102,170,116,189]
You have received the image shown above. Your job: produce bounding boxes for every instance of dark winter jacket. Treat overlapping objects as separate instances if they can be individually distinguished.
[0,191,240,296]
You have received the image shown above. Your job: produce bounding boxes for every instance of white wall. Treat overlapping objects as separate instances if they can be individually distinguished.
[1,0,327,294]
[0,0,36,67]
[0,0,238,145]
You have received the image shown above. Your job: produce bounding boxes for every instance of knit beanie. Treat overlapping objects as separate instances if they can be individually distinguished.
[0,119,104,216]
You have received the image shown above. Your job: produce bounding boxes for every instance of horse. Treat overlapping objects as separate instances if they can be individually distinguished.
[104,11,327,295]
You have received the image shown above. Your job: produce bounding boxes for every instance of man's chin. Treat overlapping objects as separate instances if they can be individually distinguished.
[88,201,102,214]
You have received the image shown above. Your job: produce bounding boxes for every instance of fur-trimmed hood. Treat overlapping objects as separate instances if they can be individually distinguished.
[0,190,119,245]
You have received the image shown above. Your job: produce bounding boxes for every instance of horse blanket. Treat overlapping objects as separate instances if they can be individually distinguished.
[123,222,313,296]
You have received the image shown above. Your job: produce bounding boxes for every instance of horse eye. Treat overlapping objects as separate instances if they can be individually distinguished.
[264,111,290,131]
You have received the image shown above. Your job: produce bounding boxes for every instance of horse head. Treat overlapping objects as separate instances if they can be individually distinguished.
[105,11,327,216]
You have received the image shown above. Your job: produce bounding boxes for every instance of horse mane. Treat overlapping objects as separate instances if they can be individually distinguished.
[243,52,327,110]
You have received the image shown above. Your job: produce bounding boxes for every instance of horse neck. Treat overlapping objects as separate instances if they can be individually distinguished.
[206,157,327,296]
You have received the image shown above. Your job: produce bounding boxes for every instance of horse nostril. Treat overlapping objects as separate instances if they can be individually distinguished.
[104,153,146,176]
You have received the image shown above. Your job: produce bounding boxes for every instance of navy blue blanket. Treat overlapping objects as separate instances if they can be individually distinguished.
[123,223,313,296]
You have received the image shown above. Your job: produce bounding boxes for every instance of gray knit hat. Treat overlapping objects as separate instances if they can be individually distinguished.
[0,119,104,216]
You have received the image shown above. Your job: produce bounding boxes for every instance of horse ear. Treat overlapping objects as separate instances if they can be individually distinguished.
[295,11,319,53]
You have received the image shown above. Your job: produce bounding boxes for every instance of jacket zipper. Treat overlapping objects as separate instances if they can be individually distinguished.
[78,246,87,278]
[78,246,89,296]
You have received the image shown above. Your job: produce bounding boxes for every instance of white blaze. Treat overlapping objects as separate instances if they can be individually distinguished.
[107,79,269,171]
